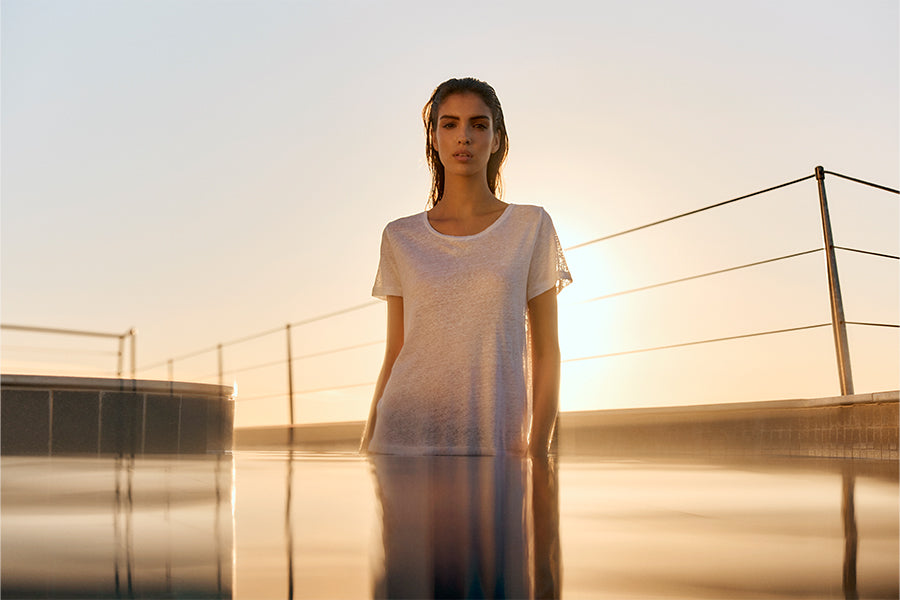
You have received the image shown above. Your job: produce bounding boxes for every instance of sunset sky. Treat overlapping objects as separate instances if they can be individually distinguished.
[2,0,897,427]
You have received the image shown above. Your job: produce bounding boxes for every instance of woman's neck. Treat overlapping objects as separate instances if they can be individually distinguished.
[433,176,501,216]
[427,175,507,236]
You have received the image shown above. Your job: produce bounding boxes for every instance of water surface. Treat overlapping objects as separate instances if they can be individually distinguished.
[2,452,897,599]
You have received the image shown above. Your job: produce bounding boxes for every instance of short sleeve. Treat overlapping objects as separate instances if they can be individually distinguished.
[372,226,403,300]
[527,209,573,300]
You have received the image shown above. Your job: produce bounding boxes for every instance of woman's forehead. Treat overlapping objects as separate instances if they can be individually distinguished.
[437,92,492,118]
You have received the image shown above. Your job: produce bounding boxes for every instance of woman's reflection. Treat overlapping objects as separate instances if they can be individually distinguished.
[369,455,561,599]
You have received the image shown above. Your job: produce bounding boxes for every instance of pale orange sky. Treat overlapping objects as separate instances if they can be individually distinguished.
[2,0,897,427]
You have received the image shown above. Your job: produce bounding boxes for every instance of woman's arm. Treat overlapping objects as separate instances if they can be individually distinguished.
[359,295,404,454]
[527,287,561,456]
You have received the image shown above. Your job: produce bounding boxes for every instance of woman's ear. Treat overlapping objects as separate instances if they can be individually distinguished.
[491,129,501,153]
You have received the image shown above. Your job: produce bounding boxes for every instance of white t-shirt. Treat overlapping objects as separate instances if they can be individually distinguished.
[369,204,572,455]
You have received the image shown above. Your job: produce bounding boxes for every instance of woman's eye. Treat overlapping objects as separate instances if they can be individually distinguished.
[442,123,455,129]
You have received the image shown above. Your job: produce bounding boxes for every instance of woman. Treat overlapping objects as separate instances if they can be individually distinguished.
[360,77,571,456]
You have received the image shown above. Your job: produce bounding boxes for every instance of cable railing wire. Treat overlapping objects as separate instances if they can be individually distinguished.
[564,173,816,252]
[290,381,376,397]
[195,340,386,381]
[824,170,900,195]
[563,324,833,363]
[1,324,126,339]
[238,381,376,403]
[232,391,286,403]
[834,246,899,261]
[143,170,828,375]
[2,345,119,357]
[289,300,380,328]
[0,324,137,378]
[208,301,380,357]
[140,300,381,371]
[128,167,897,419]
[195,358,287,381]
[140,326,287,371]
[201,314,898,398]
[141,344,224,371]
[580,248,824,304]
[288,340,384,363]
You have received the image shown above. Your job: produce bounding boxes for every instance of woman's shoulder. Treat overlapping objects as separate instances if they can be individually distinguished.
[383,211,426,234]
[506,203,551,224]
[507,203,550,214]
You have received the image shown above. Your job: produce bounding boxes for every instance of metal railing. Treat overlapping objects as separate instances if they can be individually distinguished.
[0,325,137,378]
[133,165,897,425]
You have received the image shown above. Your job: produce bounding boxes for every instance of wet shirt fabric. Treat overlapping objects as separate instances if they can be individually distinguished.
[369,204,572,455]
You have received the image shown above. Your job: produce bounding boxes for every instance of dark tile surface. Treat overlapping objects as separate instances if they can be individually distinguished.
[179,396,209,454]
[144,394,181,453]
[1,389,50,455]
[221,400,235,451]
[52,391,100,454]
[3,383,232,456]
[206,398,235,453]
[99,392,143,455]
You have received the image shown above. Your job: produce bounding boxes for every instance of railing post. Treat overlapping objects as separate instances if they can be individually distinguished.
[129,328,137,380]
[217,344,224,387]
[117,335,125,377]
[286,324,295,427]
[815,166,854,395]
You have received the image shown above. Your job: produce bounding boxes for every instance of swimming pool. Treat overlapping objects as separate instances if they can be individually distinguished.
[2,451,897,599]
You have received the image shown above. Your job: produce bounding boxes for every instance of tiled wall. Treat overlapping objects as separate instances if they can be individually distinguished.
[1,379,234,456]
[559,393,899,460]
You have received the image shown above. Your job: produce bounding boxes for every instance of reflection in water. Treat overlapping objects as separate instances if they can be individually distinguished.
[7,452,897,599]
[842,470,858,600]
[369,455,561,599]
[286,449,296,600]
[1,454,233,599]
[113,454,135,597]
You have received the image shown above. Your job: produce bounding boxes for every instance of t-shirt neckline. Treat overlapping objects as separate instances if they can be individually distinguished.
[423,204,514,240]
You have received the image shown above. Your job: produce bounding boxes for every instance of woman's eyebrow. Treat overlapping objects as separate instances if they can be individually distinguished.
[438,114,491,121]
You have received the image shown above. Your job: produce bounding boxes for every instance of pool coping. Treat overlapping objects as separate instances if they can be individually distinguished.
[233,390,899,460]
[1,373,234,399]
[1,374,235,455]
[559,390,899,426]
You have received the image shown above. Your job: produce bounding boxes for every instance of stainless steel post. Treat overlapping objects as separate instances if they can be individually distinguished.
[117,335,125,377]
[815,166,854,395]
[129,329,137,380]
[286,324,295,427]
[217,344,224,387]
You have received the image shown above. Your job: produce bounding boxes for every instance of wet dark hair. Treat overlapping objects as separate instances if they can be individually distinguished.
[423,77,509,206]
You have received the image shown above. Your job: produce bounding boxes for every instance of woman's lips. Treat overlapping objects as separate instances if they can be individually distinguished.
[453,152,472,161]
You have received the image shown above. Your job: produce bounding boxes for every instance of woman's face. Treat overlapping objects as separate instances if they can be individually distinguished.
[432,92,501,178]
